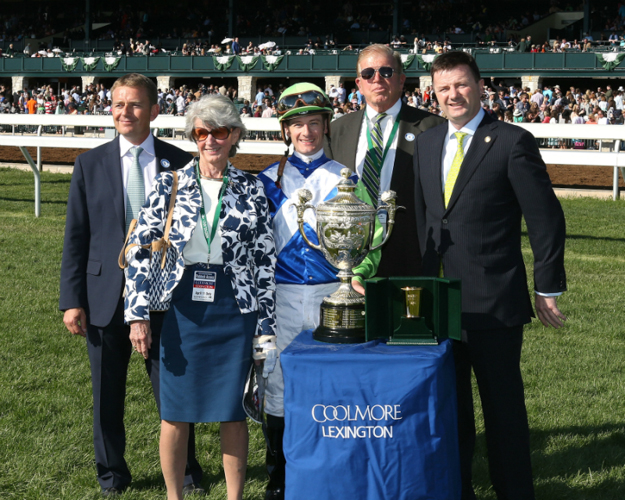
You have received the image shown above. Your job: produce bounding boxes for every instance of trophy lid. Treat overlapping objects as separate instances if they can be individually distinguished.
[316,168,376,217]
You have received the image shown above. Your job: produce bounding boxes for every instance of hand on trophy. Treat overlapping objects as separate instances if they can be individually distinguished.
[351,279,365,296]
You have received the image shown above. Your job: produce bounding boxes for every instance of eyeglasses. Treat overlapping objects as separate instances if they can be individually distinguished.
[276,90,330,116]
[191,126,231,142]
[359,66,396,80]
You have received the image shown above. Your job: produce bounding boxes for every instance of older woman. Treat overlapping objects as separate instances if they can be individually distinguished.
[124,94,276,500]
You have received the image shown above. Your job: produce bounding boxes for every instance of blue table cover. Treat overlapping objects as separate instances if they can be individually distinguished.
[281,330,460,500]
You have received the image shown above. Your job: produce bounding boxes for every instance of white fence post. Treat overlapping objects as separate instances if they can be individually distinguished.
[18,146,40,217]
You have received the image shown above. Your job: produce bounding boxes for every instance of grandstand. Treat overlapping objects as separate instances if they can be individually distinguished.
[1,0,625,104]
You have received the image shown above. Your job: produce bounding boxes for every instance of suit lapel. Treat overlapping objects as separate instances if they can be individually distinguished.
[102,137,126,233]
[336,109,364,171]
[396,104,416,158]
[154,137,174,174]
[426,125,447,211]
[445,115,497,212]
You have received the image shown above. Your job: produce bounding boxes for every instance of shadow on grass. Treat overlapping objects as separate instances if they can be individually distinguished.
[0,196,68,204]
[531,423,625,476]
[471,424,625,499]
[246,463,268,481]
[131,469,227,492]
[566,234,625,243]
[535,478,625,500]
[521,230,625,243]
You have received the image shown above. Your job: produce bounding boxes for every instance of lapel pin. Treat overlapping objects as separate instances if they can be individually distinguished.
[484,136,491,143]
[160,159,171,169]
[405,132,415,142]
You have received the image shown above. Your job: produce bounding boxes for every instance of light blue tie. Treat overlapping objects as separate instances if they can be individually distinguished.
[125,146,144,231]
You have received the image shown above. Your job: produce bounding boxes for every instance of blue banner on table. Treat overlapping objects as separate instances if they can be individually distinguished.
[281,330,460,500]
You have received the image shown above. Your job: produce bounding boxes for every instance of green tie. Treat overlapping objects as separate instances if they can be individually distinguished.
[125,146,144,231]
[362,112,386,203]
[444,132,467,208]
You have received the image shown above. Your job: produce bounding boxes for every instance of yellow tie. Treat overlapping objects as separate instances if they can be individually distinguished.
[444,132,468,208]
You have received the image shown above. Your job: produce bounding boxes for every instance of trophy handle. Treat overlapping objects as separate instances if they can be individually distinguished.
[293,189,322,251]
[370,191,402,252]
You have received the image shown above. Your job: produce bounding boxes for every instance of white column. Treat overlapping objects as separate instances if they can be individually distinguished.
[520,75,542,93]
[11,76,28,95]
[325,75,343,95]
[419,75,432,93]
[81,75,99,90]
[157,75,174,92]
[237,75,257,104]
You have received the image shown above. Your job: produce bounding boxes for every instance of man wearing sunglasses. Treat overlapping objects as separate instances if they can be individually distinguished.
[257,83,356,500]
[327,44,445,288]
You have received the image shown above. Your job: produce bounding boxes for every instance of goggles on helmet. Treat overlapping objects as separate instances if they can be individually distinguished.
[276,90,331,116]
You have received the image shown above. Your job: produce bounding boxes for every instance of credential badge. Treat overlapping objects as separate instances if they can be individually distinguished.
[161,159,171,169]
[405,133,415,142]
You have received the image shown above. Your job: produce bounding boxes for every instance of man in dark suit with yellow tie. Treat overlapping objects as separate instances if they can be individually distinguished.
[413,52,567,500]
[59,73,202,497]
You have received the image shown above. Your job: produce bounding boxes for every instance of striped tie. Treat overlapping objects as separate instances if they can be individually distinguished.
[362,112,387,203]
[125,146,144,231]
[444,132,467,208]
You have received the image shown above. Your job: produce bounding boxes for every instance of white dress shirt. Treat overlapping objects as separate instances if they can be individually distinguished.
[183,178,224,265]
[120,133,158,213]
[440,108,561,297]
[441,108,484,189]
[355,99,402,200]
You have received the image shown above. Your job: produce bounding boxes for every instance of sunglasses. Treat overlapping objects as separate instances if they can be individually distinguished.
[359,66,395,80]
[191,126,231,142]
[276,90,330,115]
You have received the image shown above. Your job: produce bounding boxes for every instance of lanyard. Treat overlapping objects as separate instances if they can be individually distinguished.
[365,109,401,175]
[195,161,228,263]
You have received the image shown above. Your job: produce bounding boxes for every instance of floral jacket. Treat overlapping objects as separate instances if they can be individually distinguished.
[124,159,277,338]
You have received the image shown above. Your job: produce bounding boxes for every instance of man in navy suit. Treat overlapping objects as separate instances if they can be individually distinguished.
[59,73,202,497]
[413,52,567,500]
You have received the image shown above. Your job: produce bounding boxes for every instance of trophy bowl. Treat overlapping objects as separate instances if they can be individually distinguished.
[293,169,398,343]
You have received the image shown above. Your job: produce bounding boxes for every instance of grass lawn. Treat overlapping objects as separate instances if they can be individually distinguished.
[1,167,624,499]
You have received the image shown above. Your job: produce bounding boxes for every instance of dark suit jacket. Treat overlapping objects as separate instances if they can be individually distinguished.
[59,136,193,327]
[414,113,567,330]
[326,103,445,277]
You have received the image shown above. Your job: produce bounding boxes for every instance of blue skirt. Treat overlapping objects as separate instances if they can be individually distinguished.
[160,264,257,423]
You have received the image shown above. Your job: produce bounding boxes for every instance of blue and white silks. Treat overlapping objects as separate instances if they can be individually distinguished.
[257,152,357,285]
[258,150,357,416]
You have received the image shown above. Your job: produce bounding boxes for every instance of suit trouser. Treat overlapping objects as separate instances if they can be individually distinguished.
[86,297,202,490]
[453,326,535,500]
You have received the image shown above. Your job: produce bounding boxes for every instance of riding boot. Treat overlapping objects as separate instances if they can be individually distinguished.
[265,414,285,500]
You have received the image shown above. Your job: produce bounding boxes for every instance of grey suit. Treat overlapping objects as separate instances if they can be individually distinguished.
[326,103,445,277]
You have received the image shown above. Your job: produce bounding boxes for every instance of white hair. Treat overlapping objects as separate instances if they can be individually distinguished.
[185,94,247,157]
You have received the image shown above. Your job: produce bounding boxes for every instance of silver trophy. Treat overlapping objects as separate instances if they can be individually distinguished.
[293,168,399,343]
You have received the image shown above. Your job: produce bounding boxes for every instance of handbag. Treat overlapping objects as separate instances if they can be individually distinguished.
[118,171,178,312]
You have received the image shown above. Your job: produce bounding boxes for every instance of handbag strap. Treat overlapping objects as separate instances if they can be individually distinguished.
[118,170,179,270]
[118,219,138,269]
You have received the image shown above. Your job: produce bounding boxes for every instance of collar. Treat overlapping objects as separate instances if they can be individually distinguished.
[365,98,402,122]
[119,133,155,158]
[446,108,485,140]
[293,149,324,164]
[289,149,330,176]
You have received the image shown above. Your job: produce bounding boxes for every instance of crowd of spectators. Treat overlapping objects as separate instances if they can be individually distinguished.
[1,78,623,130]
[3,0,625,57]
[392,78,625,128]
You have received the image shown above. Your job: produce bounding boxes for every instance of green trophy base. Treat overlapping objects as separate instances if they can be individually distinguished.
[387,316,438,346]
[314,303,366,344]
